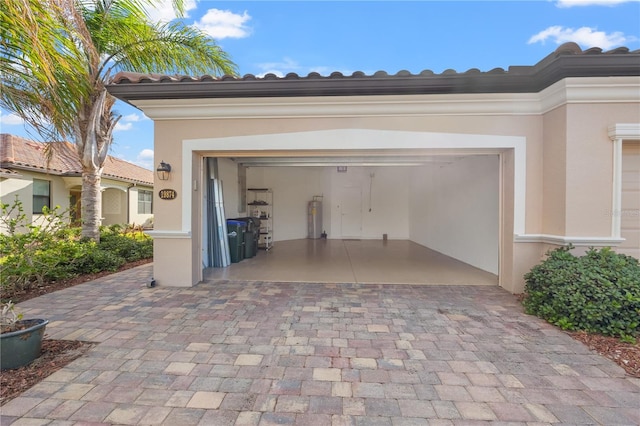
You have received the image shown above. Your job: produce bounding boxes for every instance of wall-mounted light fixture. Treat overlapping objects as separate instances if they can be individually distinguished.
[156,161,172,181]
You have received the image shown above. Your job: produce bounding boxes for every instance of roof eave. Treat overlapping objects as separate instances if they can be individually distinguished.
[106,51,640,102]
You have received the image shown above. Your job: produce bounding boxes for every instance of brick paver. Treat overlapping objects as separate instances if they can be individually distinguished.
[1,263,638,425]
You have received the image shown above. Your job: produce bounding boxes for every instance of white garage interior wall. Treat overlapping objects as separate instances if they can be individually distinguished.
[217,158,242,220]
[409,155,500,275]
[213,155,499,275]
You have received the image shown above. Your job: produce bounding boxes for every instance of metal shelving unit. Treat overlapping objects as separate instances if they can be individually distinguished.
[247,188,273,250]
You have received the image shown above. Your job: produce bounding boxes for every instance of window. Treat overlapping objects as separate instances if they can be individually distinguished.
[138,190,153,214]
[32,179,50,214]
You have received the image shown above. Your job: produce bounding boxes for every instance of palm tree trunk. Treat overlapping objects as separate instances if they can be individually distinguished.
[81,166,102,241]
[75,89,113,242]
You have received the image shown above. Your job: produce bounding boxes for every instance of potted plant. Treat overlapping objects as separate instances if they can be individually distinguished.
[1,301,48,370]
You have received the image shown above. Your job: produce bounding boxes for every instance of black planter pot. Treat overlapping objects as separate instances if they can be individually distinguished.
[1,319,49,370]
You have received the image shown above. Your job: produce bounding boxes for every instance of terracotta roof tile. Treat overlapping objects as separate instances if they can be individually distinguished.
[0,134,153,186]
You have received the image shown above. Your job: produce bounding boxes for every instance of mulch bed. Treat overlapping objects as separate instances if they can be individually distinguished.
[568,330,640,378]
[0,259,638,407]
[0,339,95,405]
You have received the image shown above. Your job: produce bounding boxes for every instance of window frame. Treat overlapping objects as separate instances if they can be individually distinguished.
[32,179,51,214]
[137,189,153,214]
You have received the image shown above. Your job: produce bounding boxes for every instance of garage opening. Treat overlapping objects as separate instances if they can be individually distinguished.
[202,153,500,286]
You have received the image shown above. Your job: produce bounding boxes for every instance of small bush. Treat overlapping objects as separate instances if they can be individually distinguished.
[73,249,126,274]
[523,245,640,342]
[98,227,153,262]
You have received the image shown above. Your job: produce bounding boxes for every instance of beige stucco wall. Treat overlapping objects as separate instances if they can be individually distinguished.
[565,103,639,237]
[541,106,568,237]
[540,103,640,239]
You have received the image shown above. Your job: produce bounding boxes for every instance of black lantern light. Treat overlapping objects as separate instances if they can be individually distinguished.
[156,161,172,181]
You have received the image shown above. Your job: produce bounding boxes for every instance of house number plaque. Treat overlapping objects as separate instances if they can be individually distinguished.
[158,189,177,200]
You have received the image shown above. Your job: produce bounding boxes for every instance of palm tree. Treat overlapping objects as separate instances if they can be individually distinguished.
[1,0,236,240]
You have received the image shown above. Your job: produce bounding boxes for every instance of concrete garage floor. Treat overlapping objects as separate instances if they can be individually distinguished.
[205,239,498,286]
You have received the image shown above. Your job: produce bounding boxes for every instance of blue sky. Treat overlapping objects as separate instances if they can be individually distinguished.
[1,0,639,170]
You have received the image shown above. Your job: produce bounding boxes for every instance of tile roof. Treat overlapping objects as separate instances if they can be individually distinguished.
[108,43,640,101]
[0,134,154,186]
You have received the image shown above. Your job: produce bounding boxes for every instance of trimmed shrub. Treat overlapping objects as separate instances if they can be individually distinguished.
[72,248,126,274]
[98,226,153,262]
[523,245,640,342]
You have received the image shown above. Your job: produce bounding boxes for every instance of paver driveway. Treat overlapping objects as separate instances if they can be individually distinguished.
[1,263,638,425]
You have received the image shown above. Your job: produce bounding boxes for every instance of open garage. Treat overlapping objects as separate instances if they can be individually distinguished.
[202,149,501,285]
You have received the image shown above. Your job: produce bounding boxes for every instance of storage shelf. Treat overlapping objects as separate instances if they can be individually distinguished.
[248,188,273,250]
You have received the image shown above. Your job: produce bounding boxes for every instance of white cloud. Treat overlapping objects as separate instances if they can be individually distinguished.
[255,58,300,77]
[138,149,154,161]
[0,111,24,126]
[193,9,252,39]
[556,0,633,7]
[254,58,344,78]
[135,149,155,170]
[144,0,197,23]
[122,113,146,123]
[114,122,133,132]
[113,113,147,132]
[528,26,633,49]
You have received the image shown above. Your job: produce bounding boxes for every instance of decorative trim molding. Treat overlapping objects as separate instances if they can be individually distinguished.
[145,230,191,239]
[515,234,625,246]
[132,76,639,121]
[607,123,640,238]
[608,123,640,140]
[182,129,527,236]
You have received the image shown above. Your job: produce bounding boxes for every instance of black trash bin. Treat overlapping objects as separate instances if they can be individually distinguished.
[226,220,246,263]
[248,217,261,255]
[234,217,260,258]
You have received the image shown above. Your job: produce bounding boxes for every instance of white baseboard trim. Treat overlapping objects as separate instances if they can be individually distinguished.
[145,230,192,239]
[515,234,624,246]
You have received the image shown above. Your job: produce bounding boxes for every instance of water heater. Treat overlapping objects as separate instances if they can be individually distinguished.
[308,196,323,239]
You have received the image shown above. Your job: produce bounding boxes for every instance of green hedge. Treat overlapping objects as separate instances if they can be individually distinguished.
[0,204,153,300]
[523,246,640,342]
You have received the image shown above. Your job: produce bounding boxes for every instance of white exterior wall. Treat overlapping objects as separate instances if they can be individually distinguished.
[409,156,500,274]
[128,185,154,227]
[1,172,70,231]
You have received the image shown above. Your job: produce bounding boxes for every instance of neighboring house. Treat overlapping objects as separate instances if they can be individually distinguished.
[107,43,640,292]
[0,134,154,230]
